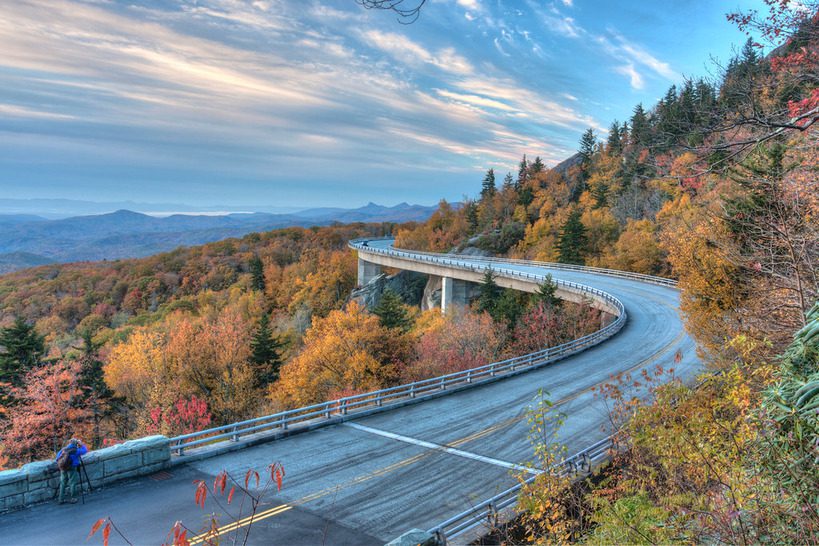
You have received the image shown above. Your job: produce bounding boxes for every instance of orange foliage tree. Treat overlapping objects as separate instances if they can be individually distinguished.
[271,301,410,408]
[1,360,92,467]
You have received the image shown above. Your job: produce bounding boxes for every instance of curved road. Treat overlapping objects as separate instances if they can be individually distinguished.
[0,241,700,545]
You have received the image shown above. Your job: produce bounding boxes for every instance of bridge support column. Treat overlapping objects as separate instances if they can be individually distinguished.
[440,277,470,314]
[357,258,382,286]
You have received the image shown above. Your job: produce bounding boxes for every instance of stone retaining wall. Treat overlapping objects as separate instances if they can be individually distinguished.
[0,435,170,513]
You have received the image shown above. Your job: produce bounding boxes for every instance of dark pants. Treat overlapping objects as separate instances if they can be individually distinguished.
[58,468,80,502]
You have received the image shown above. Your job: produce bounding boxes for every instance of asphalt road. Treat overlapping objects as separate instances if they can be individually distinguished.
[0,242,701,546]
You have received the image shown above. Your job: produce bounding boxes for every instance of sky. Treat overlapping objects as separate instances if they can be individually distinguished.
[0,0,765,210]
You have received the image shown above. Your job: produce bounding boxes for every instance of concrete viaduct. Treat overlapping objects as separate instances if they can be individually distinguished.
[0,239,701,545]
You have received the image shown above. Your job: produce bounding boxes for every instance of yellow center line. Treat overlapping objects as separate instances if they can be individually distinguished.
[191,325,688,543]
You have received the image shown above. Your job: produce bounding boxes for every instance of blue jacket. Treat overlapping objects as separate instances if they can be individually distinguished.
[56,443,88,469]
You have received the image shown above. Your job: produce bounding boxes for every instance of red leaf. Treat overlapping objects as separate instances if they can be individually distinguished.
[88,518,105,539]
[194,480,208,508]
[227,486,236,504]
[102,523,111,546]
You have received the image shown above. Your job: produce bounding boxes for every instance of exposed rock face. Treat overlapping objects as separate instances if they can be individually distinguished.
[453,245,492,257]
[422,275,443,311]
[350,270,427,309]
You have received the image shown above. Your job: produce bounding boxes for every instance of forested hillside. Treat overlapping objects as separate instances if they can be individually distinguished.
[0,223,385,464]
[0,216,598,468]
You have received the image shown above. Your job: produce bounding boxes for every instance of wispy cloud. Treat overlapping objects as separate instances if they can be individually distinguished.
[614,63,644,89]
[0,103,76,120]
[359,30,474,75]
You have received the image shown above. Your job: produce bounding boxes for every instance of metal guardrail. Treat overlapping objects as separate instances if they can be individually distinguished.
[427,436,613,544]
[168,241,627,456]
[350,237,678,288]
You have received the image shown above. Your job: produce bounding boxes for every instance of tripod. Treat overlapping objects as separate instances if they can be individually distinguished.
[78,459,93,504]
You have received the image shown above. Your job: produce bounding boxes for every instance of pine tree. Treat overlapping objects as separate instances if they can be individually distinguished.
[557,210,588,265]
[516,154,528,191]
[249,254,265,292]
[502,171,514,190]
[250,314,283,386]
[465,201,479,234]
[630,103,650,147]
[619,122,629,147]
[579,128,597,165]
[530,156,545,174]
[373,289,412,332]
[78,331,116,448]
[607,121,622,155]
[534,274,562,308]
[481,168,496,199]
[740,37,759,66]
[477,269,501,317]
[0,317,45,388]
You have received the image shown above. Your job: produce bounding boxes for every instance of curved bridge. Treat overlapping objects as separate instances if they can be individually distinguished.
[0,240,700,546]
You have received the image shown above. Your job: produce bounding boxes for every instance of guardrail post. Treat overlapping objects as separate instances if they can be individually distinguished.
[466,370,472,383]
[325,403,332,419]
[490,364,496,377]
[440,377,446,390]
[176,442,184,456]
[341,400,348,415]
[281,414,288,430]
[488,502,498,528]
[580,452,590,473]
[410,385,416,398]
[231,425,239,442]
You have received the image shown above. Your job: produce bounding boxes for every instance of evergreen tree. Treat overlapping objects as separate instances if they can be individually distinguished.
[0,317,45,388]
[619,122,629,147]
[481,168,496,199]
[557,210,588,265]
[78,331,116,448]
[607,121,622,155]
[249,254,265,292]
[465,201,479,234]
[373,289,412,332]
[494,289,527,328]
[502,171,514,191]
[516,154,528,191]
[579,128,597,165]
[518,186,534,207]
[477,269,501,317]
[630,103,650,147]
[534,274,562,308]
[250,314,283,386]
[530,156,545,174]
[740,37,759,66]
[591,180,609,208]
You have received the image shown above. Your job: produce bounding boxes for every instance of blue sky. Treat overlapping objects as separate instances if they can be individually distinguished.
[0,0,763,209]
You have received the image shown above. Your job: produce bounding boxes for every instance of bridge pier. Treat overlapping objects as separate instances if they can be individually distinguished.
[440,276,471,314]
[357,258,382,286]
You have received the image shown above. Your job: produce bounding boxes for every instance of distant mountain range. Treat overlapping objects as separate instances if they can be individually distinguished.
[0,202,440,274]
